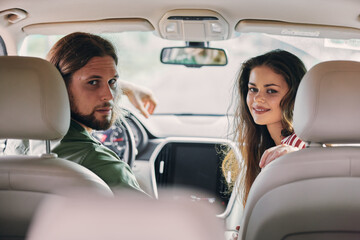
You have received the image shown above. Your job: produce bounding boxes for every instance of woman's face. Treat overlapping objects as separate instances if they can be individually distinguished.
[246,65,289,128]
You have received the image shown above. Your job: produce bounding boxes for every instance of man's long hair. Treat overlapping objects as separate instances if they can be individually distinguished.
[47,32,122,124]
[47,32,118,86]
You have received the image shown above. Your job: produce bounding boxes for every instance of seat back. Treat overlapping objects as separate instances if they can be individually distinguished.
[0,56,113,240]
[239,61,360,240]
[26,190,225,240]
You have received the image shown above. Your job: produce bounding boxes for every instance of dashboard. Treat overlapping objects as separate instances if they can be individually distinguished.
[0,110,240,216]
[93,110,240,215]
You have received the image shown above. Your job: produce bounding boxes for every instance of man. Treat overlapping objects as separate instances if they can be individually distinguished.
[48,32,155,193]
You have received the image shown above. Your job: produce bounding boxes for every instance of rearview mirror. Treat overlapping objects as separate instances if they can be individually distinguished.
[161,47,228,67]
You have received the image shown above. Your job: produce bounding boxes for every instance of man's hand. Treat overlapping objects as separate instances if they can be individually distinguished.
[231,226,240,240]
[120,81,157,118]
[259,144,300,169]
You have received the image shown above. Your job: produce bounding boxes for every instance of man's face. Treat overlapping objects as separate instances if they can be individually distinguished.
[67,56,119,131]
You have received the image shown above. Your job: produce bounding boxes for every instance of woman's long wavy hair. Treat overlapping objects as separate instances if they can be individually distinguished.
[223,49,307,206]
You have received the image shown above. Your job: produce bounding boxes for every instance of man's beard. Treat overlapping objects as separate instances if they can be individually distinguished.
[71,104,115,130]
[69,94,117,131]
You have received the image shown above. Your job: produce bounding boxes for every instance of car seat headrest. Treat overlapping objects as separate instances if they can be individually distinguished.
[0,56,70,140]
[293,60,360,144]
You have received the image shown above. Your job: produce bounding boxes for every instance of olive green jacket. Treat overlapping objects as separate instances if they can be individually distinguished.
[52,120,144,193]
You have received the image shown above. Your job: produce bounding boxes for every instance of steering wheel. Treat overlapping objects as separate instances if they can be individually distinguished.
[92,115,136,169]
[119,116,136,168]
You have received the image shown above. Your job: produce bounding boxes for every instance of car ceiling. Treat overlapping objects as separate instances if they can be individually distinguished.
[0,0,359,53]
[1,0,360,32]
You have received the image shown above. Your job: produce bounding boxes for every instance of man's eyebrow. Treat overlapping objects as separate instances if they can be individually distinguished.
[85,74,119,80]
[85,75,102,80]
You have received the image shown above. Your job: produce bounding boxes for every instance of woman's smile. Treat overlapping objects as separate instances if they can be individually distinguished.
[252,106,271,114]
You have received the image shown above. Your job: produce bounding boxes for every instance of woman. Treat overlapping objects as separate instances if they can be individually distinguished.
[223,49,307,207]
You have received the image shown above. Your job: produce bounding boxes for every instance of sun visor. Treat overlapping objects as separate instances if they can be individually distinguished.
[159,9,229,41]
[23,18,154,35]
[235,20,360,40]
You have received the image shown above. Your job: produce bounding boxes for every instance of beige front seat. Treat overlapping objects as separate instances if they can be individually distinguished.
[0,56,113,240]
[27,190,225,240]
[239,61,360,240]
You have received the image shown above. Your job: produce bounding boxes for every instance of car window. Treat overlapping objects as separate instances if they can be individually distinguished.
[0,36,7,56]
[0,36,7,154]
[20,32,360,116]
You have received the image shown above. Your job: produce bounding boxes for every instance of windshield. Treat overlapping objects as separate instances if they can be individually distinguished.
[21,32,360,116]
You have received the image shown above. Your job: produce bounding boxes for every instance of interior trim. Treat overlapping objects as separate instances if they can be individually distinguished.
[236,19,360,39]
[23,18,155,35]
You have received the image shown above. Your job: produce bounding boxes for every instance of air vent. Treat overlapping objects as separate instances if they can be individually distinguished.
[154,143,172,186]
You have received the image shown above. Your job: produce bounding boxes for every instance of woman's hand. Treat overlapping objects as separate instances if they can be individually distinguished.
[120,81,157,118]
[259,144,300,169]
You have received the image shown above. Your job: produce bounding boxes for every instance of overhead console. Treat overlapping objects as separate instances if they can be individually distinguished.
[158,9,229,41]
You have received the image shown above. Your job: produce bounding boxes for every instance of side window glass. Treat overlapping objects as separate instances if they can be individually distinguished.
[0,36,8,56]
[0,36,7,154]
